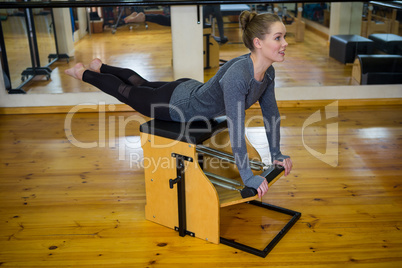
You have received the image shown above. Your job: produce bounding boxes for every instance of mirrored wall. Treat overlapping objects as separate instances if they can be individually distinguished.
[0,1,401,94]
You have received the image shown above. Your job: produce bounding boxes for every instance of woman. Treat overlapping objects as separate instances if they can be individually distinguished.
[65,11,292,198]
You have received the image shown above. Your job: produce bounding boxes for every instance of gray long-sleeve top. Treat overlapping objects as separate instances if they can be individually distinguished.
[169,53,285,189]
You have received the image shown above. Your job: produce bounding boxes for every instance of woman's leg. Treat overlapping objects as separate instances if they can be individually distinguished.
[89,58,147,86]
[124,12,145,23]
[145,14,171,26]
[89,59,175,90]
[64,63,86,80]
[123,11,138,24]
[84,71,185,120]
[82,70,131,104]
[65,62,186,120]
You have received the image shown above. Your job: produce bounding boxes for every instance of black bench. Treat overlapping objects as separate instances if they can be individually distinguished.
[329,35,374,64]
[356,54,402,85]
[369,34,402,55]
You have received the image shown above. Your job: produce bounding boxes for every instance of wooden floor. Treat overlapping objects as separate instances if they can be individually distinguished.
[2,15,356,93]
[0,104,401,267]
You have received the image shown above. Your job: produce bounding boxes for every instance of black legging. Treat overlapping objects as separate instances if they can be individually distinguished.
[82,65,189,121]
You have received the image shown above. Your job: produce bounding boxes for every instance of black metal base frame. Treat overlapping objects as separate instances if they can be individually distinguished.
[220,201,301,258]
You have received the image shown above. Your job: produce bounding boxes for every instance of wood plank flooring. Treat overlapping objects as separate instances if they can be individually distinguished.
[2,15,356,93]
[0,104,401,267]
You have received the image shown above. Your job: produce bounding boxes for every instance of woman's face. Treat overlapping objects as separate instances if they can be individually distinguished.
[258,21,288,64]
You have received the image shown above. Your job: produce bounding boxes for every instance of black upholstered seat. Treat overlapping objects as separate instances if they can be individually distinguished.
[139,116,227,144]
[369,34,402,55]
[358,54,402,85]
[329,35,374,64]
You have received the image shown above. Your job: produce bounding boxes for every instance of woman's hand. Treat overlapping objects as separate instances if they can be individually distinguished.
[273,157,293,176]
[255,157,293,198]
[257,177,269,198]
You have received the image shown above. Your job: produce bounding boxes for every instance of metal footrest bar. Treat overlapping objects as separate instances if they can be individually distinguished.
[204,164,285,189]
[196,145,264,171]
[199,145,267,168]
[205,173,258,198]
[208,178,240,191]
[204,171,242,186]
[204,162,286,199]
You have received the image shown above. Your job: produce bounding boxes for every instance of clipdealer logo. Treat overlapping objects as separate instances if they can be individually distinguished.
[64,102,147,160]
[302,101,339,167]
[64,101,339,168]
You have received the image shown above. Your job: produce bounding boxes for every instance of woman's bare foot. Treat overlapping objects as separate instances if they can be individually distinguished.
[124,12,145,23]
[123,12,138,24]
[64,63,86,81]
[89,58,103,73]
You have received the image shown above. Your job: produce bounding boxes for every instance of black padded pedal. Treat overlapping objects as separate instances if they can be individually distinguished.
[240,165,285,198]
[240,187,258,198]
[261,165,285,184]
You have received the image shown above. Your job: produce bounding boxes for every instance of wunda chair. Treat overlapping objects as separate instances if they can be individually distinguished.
[139,116,300,257]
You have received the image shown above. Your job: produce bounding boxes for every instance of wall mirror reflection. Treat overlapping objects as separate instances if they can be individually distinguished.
[1,4,58,93]
[0,1,401,95]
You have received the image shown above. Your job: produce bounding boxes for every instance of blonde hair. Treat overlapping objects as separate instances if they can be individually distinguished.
[239,11,282,51]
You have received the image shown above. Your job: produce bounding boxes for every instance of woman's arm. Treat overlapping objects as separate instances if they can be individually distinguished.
[258,77,292,176]
[222,81,266,191]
